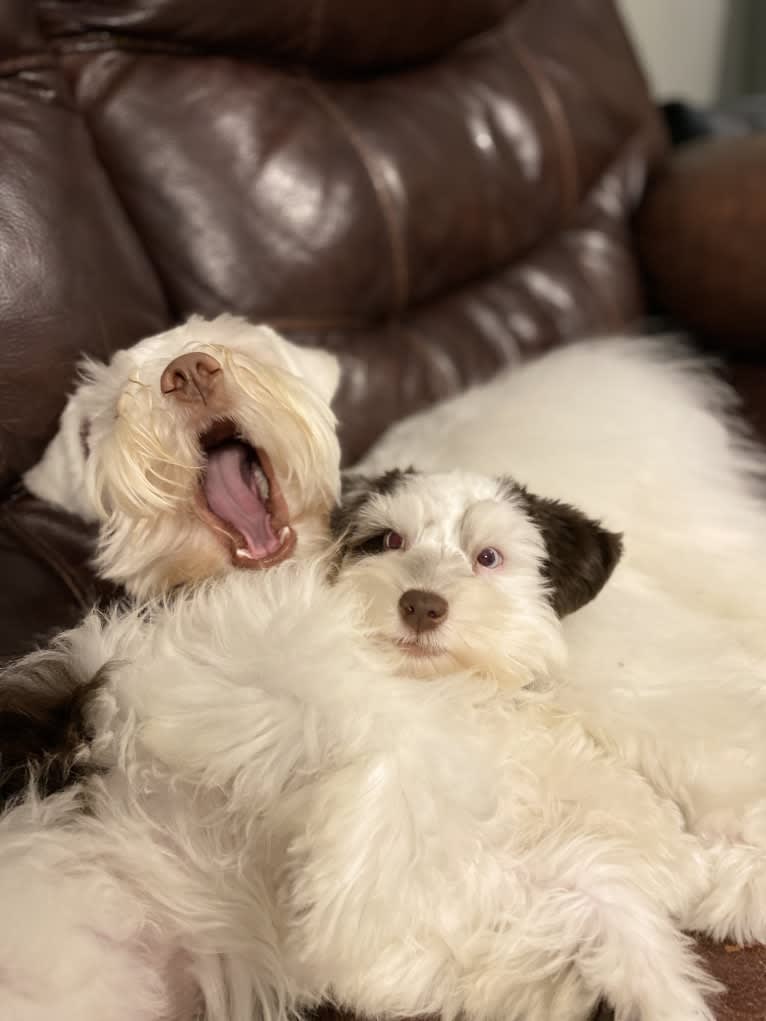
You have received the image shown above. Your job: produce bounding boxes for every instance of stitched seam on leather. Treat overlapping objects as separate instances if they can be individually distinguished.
[511,43,579,220]
[0,507,91,609]
[0,79,63,103]
[0,52,71,106]
[60,48,178,322]
[301,80,409,315]
[50,32,315,68]
[265,316,365,330]
[0,55,54,75]
[51,33,198,58]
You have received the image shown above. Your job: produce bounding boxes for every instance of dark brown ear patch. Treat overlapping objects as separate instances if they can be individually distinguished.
[511,482,623,617]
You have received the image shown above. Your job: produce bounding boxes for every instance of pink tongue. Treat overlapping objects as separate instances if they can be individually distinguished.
[203,442,281,558]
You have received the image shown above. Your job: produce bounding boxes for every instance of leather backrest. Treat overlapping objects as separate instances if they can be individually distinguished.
[0,0,664,481]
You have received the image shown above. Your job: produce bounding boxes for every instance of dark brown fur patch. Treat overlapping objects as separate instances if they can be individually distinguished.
[507,480,623,617]
[0,652,110,808]
[331,468,417,557]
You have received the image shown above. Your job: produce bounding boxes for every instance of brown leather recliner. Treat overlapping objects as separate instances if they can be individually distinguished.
[0,1,765,1017]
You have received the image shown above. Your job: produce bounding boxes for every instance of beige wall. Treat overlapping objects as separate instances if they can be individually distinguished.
[617,0,730,104]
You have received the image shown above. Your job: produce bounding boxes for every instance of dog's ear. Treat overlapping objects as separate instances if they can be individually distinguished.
[288,346,341,406]
[512,483,623,617]
[331,468,417,545]
[23,388,93,517]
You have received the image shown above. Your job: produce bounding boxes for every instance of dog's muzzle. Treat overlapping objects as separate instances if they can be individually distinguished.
[160,350,296,568]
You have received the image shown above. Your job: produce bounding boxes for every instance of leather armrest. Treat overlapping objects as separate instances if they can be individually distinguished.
[0,490,119,662]
[636,136,766,354]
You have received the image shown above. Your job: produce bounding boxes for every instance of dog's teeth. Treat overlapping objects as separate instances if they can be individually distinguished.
[251,465,270,502]
[235,547,254,559]
[279,526,290,544]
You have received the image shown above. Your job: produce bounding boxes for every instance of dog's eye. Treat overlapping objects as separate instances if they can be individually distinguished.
[351,529,406,557]
[476,547,503,570]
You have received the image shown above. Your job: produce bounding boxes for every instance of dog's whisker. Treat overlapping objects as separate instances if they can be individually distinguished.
[146,459,201,476]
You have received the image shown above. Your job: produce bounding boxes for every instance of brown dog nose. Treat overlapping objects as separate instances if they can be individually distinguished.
[398,589,449,633]
[160,352,222,403]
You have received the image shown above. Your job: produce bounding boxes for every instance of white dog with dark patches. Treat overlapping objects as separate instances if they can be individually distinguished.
[0,470,744,1021]
[356,340,766,943]
[333,468,766,947]
[331,468,624,683]
[25,314,341,599]
[361,337,766,647]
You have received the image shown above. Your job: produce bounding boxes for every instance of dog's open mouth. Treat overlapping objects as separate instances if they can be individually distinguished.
[196,420,295,569]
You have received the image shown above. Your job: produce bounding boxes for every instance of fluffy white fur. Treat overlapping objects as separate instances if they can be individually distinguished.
[6,331,766,1018]
[333,469,766,948]
[24,315,341,599]
[0,559,731,1021]
[360,341,766,941]
[360,335,766,646]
